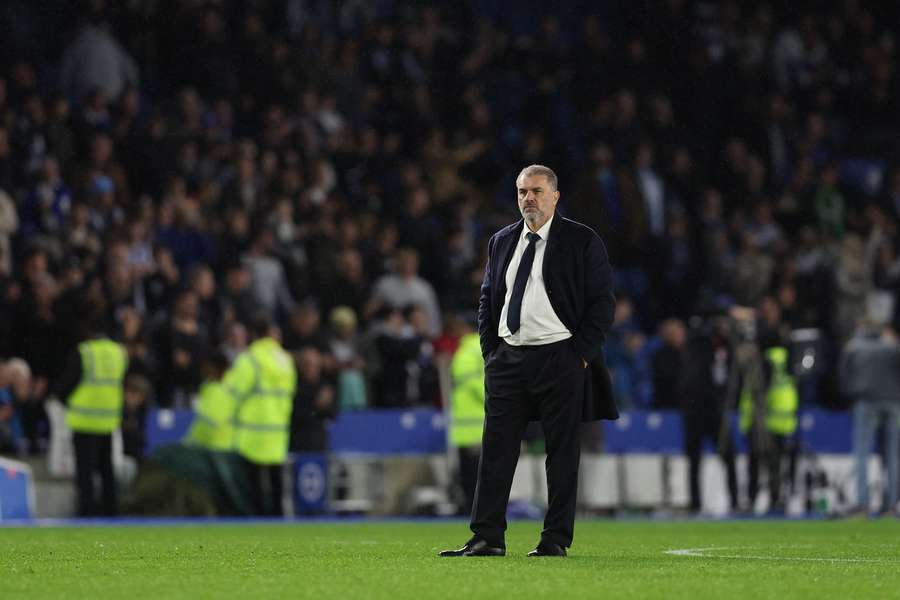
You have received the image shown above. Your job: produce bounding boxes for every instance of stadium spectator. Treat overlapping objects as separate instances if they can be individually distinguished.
[11,270,57,450]
[606,297,647,409]
[732,234,775,309]
[655,209,697,321]
[0,188,15,275]
[0,358,29,454]
[152,289,208,408]
[835,235,872,343]
[366,248,442,338]
[118,306,152,381]
[321,248,369,317]
[839,317,900,514]
[652,319,687,410]
[121,373,150,460]
[218,260,260,328]
[187,263,220,342]
[756,295,791,350]
[59,17,139,103]
[283,301,331,356]
[242,227,295,320]
[144,245,180,316]
[220,320,249,365]
[366,305,439,408]
[328,306,367,411]
[21,156,69,238]
[290,347,337,453]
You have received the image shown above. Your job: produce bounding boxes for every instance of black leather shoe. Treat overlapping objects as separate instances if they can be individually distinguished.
[527,541,567,557]
[439,538,505,557]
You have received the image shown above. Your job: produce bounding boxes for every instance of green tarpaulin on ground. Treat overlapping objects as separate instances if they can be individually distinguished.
[125,444,253,516]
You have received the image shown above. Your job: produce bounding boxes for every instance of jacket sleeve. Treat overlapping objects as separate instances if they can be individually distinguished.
[52,350,83,403]
[221,354,257,402]
[574,233,616,363]
[478,234,500,359]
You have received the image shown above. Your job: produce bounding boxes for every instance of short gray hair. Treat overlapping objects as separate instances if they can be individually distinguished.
[4,358,31,381]
[517,164,558,191]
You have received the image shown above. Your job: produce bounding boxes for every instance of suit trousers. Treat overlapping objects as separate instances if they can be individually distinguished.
[72,432,117,517]
[457,447,480,516]
[470,338,585,548]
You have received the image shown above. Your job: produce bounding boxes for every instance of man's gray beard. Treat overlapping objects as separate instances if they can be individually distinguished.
[523,211,544,227]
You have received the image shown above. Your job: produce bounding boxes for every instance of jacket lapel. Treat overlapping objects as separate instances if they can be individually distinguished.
[496,220,523,301]
[542,214,561,285]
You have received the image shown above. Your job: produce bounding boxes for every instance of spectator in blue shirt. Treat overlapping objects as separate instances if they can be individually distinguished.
[0,358,30,455]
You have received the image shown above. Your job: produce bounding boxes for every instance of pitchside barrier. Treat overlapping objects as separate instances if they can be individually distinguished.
[144,408,855,456]
[0,456,35,520]
[136,407,890,516]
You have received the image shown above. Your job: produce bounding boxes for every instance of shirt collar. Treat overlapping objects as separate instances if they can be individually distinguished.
[522,213,554,242]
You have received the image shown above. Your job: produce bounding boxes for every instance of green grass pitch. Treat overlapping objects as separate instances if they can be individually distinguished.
[2,519,899,599]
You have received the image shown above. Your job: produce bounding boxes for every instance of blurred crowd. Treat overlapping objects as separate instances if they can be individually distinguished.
[0,0,899,457]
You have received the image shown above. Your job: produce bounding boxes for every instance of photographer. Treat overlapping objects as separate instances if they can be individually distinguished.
[679,316,739,514]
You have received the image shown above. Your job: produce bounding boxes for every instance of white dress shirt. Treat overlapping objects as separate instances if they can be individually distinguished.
[498,215,572,346]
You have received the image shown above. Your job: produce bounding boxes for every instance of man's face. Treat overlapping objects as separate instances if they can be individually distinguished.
[398,251,418,277]
[299,349,322,382]
[227,267,249,291]
[517,174,559,227]
[176,293,198,320]
[194,269,215,299]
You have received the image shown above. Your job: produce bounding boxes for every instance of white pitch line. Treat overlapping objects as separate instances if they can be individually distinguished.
[665,546,900,563]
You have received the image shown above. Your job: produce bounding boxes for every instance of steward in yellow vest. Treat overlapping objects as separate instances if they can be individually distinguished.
[184,352,235,452]
[226,314,297,516]
[66,338,129,433]
[51,325,129,517]
[762,346,799,436]
[739,346,799,437]
[739,344,798,512]
[449,329,485,515]
[450,333,485,448]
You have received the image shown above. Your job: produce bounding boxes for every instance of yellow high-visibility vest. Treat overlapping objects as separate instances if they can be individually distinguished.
[185,380,236,451]
[66,339,128,434]
[226,338,296,465]
[449,333,485,448]
[739,346,798,436]
[764,346,799,435]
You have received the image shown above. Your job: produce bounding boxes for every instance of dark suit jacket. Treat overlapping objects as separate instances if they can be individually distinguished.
[477,214,618,421]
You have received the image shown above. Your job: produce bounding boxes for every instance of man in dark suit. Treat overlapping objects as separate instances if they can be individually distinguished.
[441,165,616,558]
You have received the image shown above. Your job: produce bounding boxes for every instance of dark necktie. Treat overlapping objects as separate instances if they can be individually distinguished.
[507,232,540,334]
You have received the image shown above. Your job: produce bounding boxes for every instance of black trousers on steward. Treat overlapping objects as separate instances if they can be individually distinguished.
[243,459,284,516]
[470,339,585,548]
[748,430,795,509]
[73,432,117,517]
